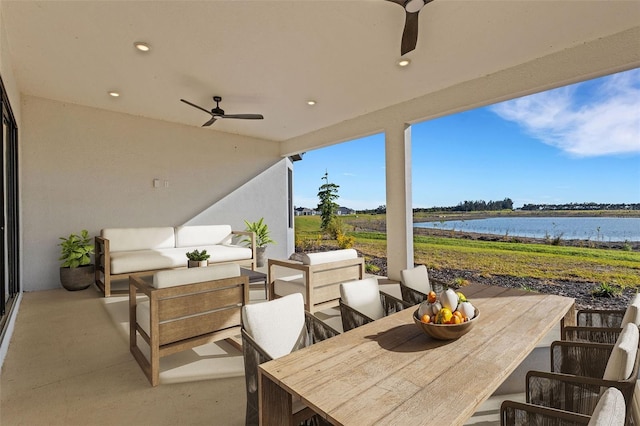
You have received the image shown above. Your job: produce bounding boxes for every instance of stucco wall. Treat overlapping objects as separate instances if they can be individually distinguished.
[21,95,288,291]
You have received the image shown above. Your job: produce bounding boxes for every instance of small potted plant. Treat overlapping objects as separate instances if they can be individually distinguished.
[186,249,210,268]
[243,217,276,267]
[58,229,95,291]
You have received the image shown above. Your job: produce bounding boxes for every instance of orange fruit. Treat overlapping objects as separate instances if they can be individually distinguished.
[427,291,437,303]
[450,315,462,324]
[452,311,464,321]
[421,314,431,324]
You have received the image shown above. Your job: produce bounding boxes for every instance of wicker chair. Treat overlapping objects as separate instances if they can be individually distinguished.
[241,293,339,426]
[562,293,640,344]
[501,387,626,426]
[525,323,639,425]
[339,277,411,332]
[398,265,447,305]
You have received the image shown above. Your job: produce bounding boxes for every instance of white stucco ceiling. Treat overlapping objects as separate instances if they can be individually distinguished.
[3,0,640,151]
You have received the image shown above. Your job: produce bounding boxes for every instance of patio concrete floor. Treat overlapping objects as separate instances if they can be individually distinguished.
[1,275,543,425]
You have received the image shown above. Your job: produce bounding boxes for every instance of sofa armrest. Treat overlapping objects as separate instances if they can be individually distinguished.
[232,230,256,269]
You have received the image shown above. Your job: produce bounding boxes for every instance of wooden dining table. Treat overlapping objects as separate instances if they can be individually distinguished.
[258,282,576,426]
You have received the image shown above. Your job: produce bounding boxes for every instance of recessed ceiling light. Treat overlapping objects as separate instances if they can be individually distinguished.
[307,100,316,106]
[398,58,411,67]
[134,42,150,52]
[108,91,120,97]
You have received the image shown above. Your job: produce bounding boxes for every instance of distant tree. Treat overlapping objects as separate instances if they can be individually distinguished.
[376,205,386,214]
[317,172,340,231]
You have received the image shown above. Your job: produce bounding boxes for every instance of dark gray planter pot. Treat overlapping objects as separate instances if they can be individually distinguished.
[256,247,266,268]
[59,264,95,291]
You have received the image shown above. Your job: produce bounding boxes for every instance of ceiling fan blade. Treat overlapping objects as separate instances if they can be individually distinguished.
[401,11,419,55]
[202,117,217,127]
[221,114,264,120]
[180,99,212,115]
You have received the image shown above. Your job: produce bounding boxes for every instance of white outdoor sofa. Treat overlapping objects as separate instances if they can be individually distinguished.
[95,225,255,297]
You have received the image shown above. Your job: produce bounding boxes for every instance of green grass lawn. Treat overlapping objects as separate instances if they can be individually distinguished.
[295,215,640,289]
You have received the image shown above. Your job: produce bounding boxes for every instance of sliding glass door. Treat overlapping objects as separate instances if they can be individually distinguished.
[0,75,19,342]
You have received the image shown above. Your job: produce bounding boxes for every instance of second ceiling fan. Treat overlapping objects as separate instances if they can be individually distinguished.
[387,0,434,56]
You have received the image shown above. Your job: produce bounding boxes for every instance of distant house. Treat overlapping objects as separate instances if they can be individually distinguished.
[337,206,355,215]
[295,207,317,216]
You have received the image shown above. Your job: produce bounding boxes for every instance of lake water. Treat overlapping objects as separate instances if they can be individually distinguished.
[414,217,640,242]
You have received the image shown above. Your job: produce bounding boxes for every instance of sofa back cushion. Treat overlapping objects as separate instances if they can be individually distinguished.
[152,263,240,289]
[102,227,175,252]
[301,249,358,265]
[175,225,232,247]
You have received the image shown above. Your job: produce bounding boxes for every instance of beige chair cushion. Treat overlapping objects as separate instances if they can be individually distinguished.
[400,265,430,294]
[621,293,640,327]
[603,322,639,381]
[632,381,640,426]
[340,277,384,320]
[588,387,625,426]
[301,249,357,265]
[242,293,305,359]
[152,263,240,289]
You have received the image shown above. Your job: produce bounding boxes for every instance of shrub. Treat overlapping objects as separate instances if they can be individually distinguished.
[336,232,355,249]
[591,282,621,298]
[365,263,380,274]
[326,216,345,239]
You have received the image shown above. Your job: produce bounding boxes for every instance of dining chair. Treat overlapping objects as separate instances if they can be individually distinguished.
[501,386,625,426]
[562,293,640,344]
[339,277,411,332]
[526,322,639,425]
[241,293,339,426]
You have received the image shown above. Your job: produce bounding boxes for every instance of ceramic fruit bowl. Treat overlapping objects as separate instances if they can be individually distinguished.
[413,308,480,340]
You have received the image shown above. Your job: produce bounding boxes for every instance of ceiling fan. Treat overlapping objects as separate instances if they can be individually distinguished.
[386,0,434,56]
[180,96,264,127]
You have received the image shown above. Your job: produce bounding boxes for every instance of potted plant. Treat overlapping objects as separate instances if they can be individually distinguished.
[186,249,210,268]
[243,217,276,267]
[58,229,95,291]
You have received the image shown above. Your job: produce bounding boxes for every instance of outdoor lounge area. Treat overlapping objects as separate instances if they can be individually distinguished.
[1,1,639,425]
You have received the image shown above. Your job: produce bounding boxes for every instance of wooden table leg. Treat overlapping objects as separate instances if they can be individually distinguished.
[259,370,294,426]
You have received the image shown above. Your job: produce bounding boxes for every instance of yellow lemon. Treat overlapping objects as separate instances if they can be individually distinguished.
[436,308,453,324]
[456,291,467,303]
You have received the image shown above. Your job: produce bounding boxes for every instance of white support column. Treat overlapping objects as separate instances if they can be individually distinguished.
[385,122,413,281]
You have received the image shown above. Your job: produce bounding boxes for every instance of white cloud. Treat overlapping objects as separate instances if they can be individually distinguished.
[490,69,640,157]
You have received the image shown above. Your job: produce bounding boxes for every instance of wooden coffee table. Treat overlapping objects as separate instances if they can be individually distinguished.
[240,268,268,299]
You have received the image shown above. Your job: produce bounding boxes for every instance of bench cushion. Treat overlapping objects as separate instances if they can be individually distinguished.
[110,249,186,274]
[102,227,175,252]
[175,225,233,247]
[153,263,240,288]
[301,249,357,265]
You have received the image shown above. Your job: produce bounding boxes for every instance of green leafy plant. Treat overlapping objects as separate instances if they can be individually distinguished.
[365,263,380,274]
[591,282,621,298]
[243,217,276,248]
[185,249,210,261]
[59,230,94,268]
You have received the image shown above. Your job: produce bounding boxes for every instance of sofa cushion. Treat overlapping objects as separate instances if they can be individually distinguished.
[137,299,151,336]
[102,227,175,252]
[200,244,253,262]
[153,263,240,289]
[175,225,233,247]
[603,322,639,381]
[110,249,186,274]
[400,265,431,294]
[301,249,357,265]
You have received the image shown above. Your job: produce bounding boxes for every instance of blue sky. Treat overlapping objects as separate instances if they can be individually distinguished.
[293,68,640,210]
